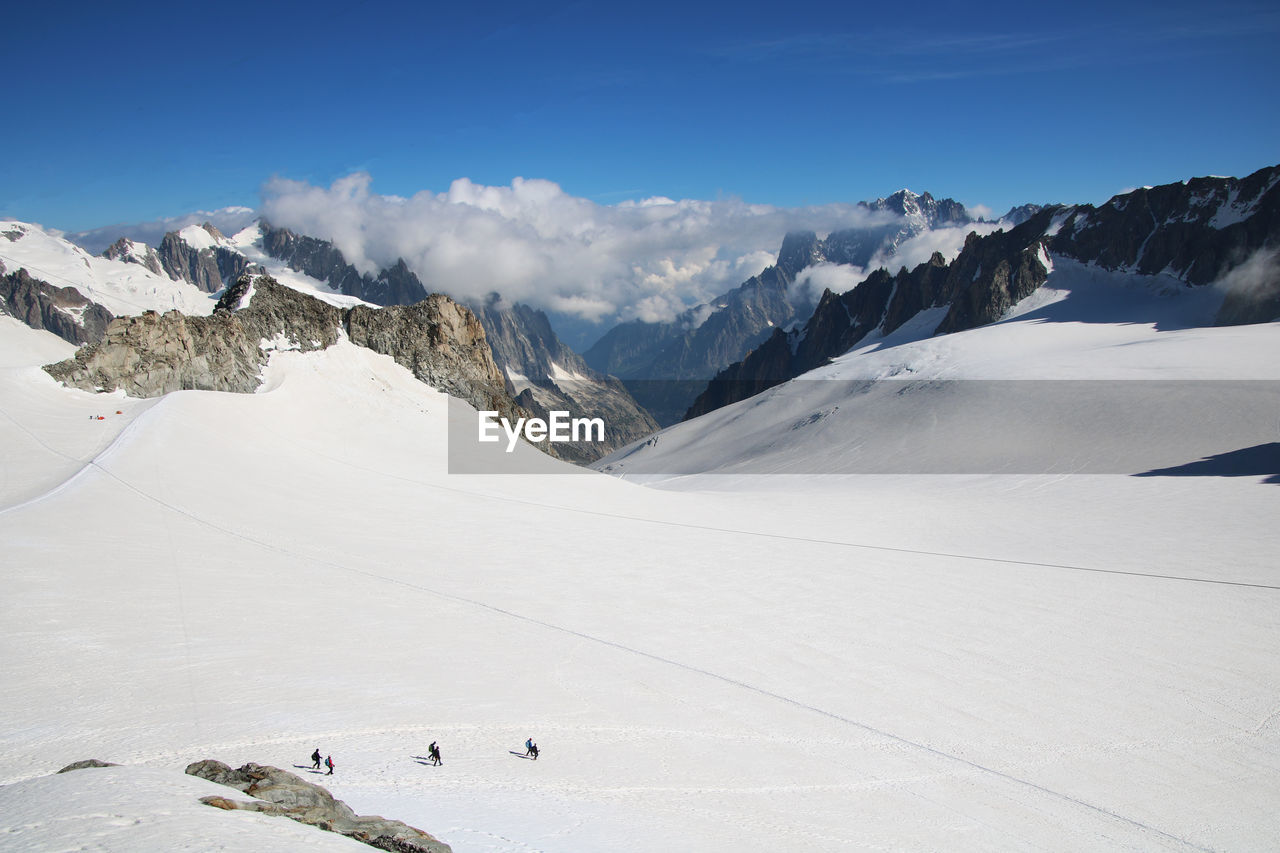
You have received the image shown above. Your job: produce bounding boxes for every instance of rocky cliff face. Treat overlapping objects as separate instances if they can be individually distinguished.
[256,225,654,457]
[153,224,253,293]
[1,266,114,345]
[259,224,429,306]
[346,293,517,419]
[476,297,659,462]
[584,192,973,424]
[685,164,1280,419]
[43,275,522,427]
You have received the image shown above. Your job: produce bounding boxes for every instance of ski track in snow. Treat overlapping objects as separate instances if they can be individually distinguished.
[30,444,1234,851]
[3,290,1279,851]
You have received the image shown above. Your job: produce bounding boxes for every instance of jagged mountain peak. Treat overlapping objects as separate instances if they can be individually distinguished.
[777,230,824,273]
[866,189,969,227]
[682,164,1280,421]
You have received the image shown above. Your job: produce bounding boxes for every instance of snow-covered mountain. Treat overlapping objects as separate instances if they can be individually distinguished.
[3,270,1279,851]
[596,256,1280,476]
[255,223,657,459]
[684,165,1280,420]
[3,166,1280,852]
[1,219,653,462]
[583,191,979,424]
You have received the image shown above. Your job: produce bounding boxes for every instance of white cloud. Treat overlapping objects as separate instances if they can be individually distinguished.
[259,173,897,324]
[790,263,870,304]
[867,222,1003,274]
[1214,248,1280,300]
[787,222,1000,306]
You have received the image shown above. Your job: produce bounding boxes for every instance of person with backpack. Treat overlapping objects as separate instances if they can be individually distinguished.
[311,748,321,770]
[429,742,442,766]
[325,755,334,775]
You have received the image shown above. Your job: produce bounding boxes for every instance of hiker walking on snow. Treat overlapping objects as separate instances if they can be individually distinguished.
[325,755,334,775]
[311,749,322,769]
[525,738,535,757]
[429,742,441,766]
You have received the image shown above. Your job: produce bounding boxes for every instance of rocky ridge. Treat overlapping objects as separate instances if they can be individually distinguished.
[1,265,114,345]
[260,224,430,306]
[43,275,523,428]
[685,164,1280,419]
[256,224,657,457]
[185,759,452,853]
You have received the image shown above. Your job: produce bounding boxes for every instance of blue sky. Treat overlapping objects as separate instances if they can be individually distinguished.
[4,0,1278,233]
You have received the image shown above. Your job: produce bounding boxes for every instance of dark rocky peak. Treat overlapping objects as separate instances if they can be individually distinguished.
[103,236,164,276]
[103,236,134,260]
[867,190,969,227]
[1001,203,1048,226]
[200,221,226,241]
[474,296,566,382]
[685,209,1062,420]
[1051,163,1280,288]
[259,222,428,307]
[777,231,824,274]
[156,230,237,293]
[368,257,429,306]
[472,292,660,461]
[2,267,114,345]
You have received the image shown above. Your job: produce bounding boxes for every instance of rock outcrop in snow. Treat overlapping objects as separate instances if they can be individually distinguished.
[43,275,522,426]
[103,237,164,276]
[185,760,452,853]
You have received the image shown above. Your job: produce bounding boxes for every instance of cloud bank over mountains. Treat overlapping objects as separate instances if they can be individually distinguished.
[258,173,905,324]
[65,174,998,327]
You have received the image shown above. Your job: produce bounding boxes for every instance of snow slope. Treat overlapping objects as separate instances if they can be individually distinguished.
[0,765,369,852]
[1,309,1279,851]
[598,258,1280,476]
[0,221,217,317]
[0,219,375,328]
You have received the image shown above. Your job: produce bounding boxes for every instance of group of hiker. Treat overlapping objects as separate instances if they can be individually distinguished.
[306,738,539,775]
[310,749,334,775]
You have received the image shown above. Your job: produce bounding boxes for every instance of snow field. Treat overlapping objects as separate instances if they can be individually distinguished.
[2,284,1279,850]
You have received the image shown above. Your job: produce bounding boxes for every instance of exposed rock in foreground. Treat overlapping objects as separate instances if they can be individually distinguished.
[186,760,452,853]
[43,274,523,428]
